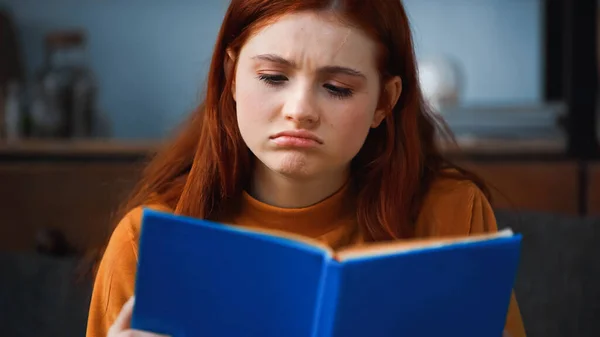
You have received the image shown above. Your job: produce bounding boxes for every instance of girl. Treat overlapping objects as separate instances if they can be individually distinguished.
[87,0,526,336]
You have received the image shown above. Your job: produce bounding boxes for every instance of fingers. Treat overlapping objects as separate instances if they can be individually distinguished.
[109,296,171,337]
[111,296,136,332]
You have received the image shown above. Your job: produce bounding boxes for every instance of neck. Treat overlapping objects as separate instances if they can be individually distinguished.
[250,163,350,208]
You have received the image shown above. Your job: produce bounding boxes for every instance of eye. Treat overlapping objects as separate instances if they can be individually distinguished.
[257,74,287,87]
[323,83,353,99]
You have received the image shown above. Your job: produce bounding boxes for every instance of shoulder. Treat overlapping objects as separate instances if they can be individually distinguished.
[113,203,174,248]
[424,172,486,207]
[87,203,172,335]
[98,203,173,268]
[414,171,497,237]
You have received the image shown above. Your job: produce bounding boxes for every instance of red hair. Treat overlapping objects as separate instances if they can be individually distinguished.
[115,0,488,246]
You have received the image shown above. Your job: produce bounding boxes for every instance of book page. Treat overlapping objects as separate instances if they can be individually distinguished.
[227,223,335,255]
[334,229,514,262]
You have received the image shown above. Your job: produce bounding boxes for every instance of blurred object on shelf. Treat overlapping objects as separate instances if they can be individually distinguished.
[438,102,568,156]
[30,29,99,139]
[440,136,567,157]
[0,9,23,83]
[28,80,62,138]
[0,8,25,141]
[3,80,24,142]
[418,55,464,113]
[441,102,567,138]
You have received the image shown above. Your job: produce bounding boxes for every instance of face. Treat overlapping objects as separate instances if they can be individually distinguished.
[232,11,401,180]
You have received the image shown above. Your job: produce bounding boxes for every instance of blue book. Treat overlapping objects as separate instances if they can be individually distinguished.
[131,208,522,337]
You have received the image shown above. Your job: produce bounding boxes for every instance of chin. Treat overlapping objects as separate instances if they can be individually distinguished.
[264,152,318,178]
[273,160,313,178]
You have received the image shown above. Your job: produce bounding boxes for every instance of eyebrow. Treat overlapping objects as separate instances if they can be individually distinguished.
[251,53,366,79]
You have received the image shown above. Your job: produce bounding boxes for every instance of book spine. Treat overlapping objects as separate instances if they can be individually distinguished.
[311,259,342,337]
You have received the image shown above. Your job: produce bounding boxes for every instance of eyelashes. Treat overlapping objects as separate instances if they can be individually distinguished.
[323,83,354,99]
[257,74,354,99]
[257,74,287,86]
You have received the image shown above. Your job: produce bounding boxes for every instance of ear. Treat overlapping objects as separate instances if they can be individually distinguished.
[372,76,402,128]
[224,48,237,101]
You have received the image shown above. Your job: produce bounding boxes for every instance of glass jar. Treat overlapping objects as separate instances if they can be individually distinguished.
[33,30,97,138]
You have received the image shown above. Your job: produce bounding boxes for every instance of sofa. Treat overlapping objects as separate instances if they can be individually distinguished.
[1,210,599,337]
[496,210,600,337]
[0,252,92,337]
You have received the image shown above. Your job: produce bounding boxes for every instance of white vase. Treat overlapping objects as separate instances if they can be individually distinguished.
[417,56,464,113]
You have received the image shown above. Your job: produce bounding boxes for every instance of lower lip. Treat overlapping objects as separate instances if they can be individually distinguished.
[271,136,320,148]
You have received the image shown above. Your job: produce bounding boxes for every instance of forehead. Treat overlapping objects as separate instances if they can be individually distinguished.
[240,11,378,71]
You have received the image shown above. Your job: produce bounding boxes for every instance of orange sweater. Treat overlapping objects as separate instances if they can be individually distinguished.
[86,177,526,337]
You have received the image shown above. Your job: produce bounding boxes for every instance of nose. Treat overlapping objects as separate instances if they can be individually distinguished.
[282,84,320,127]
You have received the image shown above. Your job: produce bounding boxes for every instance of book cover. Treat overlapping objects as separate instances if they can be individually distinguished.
[131,208,522,337]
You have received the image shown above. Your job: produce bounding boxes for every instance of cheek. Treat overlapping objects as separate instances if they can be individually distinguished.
[327,105,375,155]
[235,76,272,139]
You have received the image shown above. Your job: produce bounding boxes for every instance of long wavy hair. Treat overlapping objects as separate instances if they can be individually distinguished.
[100,0,489,264]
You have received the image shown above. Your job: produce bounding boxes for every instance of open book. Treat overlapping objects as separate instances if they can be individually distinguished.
[131,208,522,337]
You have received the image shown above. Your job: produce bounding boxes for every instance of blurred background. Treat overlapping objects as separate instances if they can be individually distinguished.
[0,0,599,336]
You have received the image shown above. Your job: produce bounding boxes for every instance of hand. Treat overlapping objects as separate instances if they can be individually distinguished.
[107,297,170,337]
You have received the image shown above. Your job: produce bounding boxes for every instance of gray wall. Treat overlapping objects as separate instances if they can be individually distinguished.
[1,0,542,139]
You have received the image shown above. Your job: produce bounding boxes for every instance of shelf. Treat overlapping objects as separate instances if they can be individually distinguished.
[442,137,567,156]
[0,139,160,161]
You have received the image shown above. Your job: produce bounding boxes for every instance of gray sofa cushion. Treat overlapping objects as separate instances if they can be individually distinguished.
[0,252,92,337]
[496,210,600,337]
